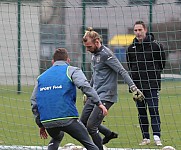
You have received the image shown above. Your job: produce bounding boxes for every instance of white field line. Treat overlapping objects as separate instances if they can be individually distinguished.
[0,145,160,150]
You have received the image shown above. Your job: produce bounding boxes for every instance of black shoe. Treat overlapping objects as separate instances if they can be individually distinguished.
[102,132,118,144]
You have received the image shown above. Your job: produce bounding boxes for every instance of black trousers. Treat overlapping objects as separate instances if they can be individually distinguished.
[136,89,161,139]
[46,119,98,150]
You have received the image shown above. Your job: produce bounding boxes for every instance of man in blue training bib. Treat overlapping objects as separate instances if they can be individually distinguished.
[30,48,107,150]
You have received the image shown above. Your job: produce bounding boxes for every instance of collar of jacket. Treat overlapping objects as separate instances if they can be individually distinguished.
[92,45,104,54]
[53,61,69,66]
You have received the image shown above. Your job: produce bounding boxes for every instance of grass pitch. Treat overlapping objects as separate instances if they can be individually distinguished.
[0,80,180,149]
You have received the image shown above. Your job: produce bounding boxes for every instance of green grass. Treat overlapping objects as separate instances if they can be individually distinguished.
[0,81,181,149]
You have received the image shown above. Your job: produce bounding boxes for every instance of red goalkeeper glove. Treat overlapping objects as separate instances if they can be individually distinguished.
[40,127,48,139]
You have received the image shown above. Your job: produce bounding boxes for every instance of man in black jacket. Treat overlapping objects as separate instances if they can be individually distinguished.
[126,21,166,146]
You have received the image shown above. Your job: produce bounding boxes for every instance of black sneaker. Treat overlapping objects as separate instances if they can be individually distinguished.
[102,132,118,144]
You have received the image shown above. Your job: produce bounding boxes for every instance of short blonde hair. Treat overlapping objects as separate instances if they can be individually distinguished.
[82,27,102,43]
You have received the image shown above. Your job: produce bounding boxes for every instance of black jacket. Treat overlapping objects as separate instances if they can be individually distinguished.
[126,33,166,90]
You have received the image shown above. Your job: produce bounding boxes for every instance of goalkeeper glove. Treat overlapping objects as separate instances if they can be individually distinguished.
[130,85,145,101]
[40,127,48,139]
